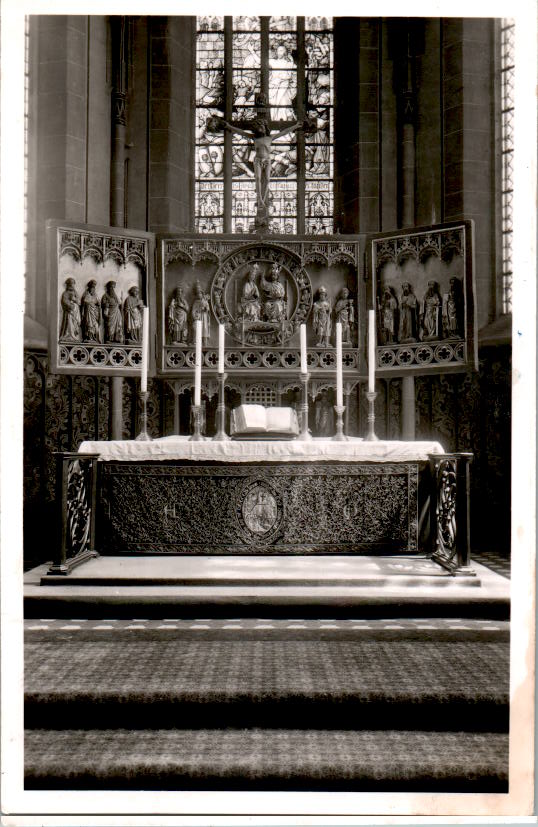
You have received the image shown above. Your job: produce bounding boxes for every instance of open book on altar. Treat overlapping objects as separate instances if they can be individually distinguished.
[230,405,299,440]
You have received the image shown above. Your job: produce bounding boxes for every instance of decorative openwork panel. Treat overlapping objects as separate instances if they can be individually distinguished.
[158,235,362,377]
[369,221,477,376]
[47,220,155,376]
[97,461,420,555]
[429,453,473,573]
[48,452,99,574]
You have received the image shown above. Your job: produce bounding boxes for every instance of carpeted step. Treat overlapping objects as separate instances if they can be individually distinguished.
[24,727,509,791]
[25,627,509,731]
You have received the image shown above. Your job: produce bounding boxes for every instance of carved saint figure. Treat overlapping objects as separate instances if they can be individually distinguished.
[313,285,332,347]
[260,263,286,323]
[101,280,124,343]
[59,277,81,342]
[80,280,101,342]
[192,281,211,345]
[380,286,398,344]
[123,285,144,344]
[443,276,464,338]
[238,265,261,322]
[168,286,190,344]
[421,280,442,341]
[334,287,354,346]
[398,282,418,343]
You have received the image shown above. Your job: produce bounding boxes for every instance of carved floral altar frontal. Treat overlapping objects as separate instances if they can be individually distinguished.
[78,436,444,463]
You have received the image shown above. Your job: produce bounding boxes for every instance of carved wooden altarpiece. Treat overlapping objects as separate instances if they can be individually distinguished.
[157,234,364,406]
[368,220,477,377]
[47,220,155,377]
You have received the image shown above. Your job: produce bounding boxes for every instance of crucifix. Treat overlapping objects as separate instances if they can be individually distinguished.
[207,92,315,231]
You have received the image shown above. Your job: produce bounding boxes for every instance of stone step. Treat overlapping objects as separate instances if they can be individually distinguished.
[24,555,510,619]
[24,727,509,791]
[25,625,509,732]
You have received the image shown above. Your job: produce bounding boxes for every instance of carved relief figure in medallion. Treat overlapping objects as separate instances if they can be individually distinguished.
[238,265,261,322]
[80,280,101,342]
[192,281,211,345]
[261,263,286,322]
[123,285,145,344]
[168,286,190,344]
[421,280,442,341]
[242,486,278,535]
[380,286,398,344]
[334,287,354,346]
[59,277,82,342]
[101,280,124,343]
[313,285,332,347]
[398,282,418,343]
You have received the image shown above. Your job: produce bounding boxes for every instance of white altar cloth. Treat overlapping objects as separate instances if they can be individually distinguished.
[78,436,444,463]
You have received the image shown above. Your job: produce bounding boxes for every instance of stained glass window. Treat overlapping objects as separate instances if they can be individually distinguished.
[195,16,334,234]
[500,20,514,314]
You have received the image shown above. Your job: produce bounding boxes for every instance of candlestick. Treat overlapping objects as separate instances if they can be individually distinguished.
[135,391,151,441]
[336,322,343,407]
[333,404,348,441]
[218,323,225,374]
[368,309,376,394]
[213,372,230,441]
[297,372,312,440]
[189,403,204,441]
[300,324,307,374]
[140,306,149,393]
[194,318,202,407]
[365,390,379,441]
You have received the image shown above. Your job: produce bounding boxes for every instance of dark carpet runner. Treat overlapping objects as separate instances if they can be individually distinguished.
[24,623,509,791]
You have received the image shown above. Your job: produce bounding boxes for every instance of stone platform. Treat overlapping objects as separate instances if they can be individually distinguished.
[24,555,510,619]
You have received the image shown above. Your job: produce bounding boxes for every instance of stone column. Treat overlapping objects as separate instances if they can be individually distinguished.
[394,23,419,441]
[109,17,128,439]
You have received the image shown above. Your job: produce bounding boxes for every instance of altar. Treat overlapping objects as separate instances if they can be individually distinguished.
[48,438,449,564]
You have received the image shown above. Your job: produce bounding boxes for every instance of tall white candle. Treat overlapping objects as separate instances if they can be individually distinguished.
[368,309,376,393]
[300,324,307,374]
[218,323,225,374]
[336,322,343,407]
[194,318,202,406]
[140,306,149,393]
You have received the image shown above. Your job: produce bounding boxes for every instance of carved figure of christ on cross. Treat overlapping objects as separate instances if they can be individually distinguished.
[207,94,315,229]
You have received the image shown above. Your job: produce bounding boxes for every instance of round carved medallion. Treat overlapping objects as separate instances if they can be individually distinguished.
[242,485,279,535]
[233,477,284,545]
[211,243,312,346]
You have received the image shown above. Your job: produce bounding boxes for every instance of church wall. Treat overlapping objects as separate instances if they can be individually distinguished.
[415,19,442,227]
[442,18,497,329]
[22,15,511,567]
[86,16,111,226]
[123,17,149,231]
[334,18,361,233]
[357,19,381,234]
[380,22,398,231]
[148,16,195,233]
